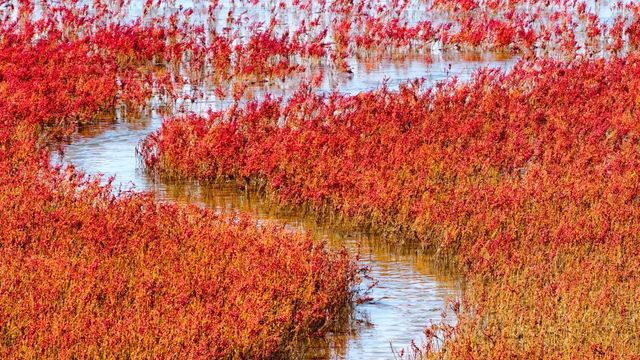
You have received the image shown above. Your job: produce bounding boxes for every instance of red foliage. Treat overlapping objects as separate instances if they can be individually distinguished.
[6,0,640,357]
[0,160,357,358]
[145,56,640,356]
[0,5,359,358]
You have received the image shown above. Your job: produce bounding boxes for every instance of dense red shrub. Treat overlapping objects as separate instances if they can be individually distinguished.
[0,159,357,358]
[144,56,640,356]
[0,5,359,358]
[6,0,640,357]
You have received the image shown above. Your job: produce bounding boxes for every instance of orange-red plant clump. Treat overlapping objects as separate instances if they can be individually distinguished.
[144,56,640,357]
[0,4,359,358]
[0,160,357,358]
[7,0,640,358]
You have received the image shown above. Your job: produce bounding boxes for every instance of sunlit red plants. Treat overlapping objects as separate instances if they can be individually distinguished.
[6,0,640,358]
[0,159,358,358]
[144,56,640,357]
[0,3,360,358]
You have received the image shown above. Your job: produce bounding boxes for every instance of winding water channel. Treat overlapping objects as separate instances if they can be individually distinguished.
[54,53,515,358]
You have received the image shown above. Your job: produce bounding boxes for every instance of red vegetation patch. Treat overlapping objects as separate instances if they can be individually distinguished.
[144,57,640,356]
[0,8,359,358]
[5,0,640,357]
[0,162,356,358]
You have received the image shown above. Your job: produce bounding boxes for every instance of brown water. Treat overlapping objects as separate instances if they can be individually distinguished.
[54,52,515,358]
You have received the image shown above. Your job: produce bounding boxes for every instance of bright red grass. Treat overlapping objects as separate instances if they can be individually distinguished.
[0,6,359,358]
[144,57,640,356]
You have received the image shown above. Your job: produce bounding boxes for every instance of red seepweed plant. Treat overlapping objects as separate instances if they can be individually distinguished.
[0,3,361,358]
[144,56,640,357]
[6,0,640,358]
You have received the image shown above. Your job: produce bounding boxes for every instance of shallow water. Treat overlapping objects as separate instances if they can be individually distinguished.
[54,52,515,359]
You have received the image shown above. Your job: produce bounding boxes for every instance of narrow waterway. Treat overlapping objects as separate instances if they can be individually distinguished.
[55,52,515,359]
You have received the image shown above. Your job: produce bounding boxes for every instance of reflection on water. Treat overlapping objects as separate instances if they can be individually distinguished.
[54,52,514,359]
